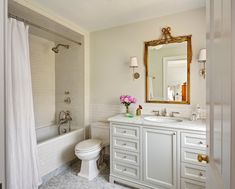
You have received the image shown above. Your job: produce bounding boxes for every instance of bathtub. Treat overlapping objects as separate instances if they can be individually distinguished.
[36,125,84,177]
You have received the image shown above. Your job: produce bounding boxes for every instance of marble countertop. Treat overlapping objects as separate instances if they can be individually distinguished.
[108,114,206,132]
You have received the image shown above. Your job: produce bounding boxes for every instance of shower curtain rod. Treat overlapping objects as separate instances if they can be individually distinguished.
[8,13,82,46]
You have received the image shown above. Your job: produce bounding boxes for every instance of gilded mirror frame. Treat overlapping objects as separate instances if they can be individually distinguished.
[144,27,192,104]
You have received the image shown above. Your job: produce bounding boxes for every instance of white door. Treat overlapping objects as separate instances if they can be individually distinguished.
[206,0,234,188]
[0,0,6,188]
[143,128,177,189]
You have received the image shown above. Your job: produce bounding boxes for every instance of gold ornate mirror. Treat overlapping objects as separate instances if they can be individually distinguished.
[144,27,192,104]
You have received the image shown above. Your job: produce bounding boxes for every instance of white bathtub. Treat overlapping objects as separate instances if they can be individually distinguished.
[36,125,84,177]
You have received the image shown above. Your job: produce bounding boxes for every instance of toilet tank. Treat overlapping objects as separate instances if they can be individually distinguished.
[90,121,109,146]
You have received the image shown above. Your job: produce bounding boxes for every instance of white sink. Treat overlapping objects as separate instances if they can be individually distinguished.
[144,116,183,123]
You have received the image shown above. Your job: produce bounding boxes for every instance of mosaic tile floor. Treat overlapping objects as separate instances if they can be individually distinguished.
[39,161,131,189]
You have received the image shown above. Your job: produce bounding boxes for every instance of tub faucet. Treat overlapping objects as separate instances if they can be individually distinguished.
[58,110,72,134]
[59,110,72,124]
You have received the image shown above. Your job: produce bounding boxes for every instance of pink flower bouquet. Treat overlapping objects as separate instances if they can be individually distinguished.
[120,95,137,113]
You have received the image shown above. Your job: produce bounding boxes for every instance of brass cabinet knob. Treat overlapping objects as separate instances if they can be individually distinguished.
[197,154,209,163]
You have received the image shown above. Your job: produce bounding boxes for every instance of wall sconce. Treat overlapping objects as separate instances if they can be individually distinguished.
[198,48,206,79]
[130,56,140,79]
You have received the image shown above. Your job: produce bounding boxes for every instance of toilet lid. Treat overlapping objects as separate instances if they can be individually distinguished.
[75,139,102,152]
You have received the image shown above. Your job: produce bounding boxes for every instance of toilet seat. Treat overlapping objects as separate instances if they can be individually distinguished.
[75,139,102,153]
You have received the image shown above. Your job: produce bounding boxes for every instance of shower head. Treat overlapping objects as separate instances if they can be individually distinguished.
[52,44,69,53]
[52,47,59,53]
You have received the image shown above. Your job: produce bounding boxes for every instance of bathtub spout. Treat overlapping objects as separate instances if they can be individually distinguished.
[58,110,72,135]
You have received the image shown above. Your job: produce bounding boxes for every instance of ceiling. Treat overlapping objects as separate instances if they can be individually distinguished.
[29,0,205,31]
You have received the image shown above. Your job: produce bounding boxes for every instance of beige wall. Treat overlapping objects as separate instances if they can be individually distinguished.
[90,8,206,121]
[55,44,84,127]
[29,34,84,128]
[29,34,56,128]
[10,0,90,128]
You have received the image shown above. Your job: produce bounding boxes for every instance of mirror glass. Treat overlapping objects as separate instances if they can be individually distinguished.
[148,42,187,102]
[145,28,191,104]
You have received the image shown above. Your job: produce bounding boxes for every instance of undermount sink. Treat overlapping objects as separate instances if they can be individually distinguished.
[144,116,183,123]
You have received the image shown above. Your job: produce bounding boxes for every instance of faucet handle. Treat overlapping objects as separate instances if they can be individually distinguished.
[161,108,167,116]
[170,111,180,117]
[153,110,160,116]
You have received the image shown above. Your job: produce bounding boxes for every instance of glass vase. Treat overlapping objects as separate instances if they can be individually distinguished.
[125,105,130,114]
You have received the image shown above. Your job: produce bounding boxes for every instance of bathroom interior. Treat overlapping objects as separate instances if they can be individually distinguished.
[1,0,234,189]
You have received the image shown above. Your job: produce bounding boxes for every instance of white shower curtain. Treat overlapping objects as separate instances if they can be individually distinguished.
[6,18,41,189]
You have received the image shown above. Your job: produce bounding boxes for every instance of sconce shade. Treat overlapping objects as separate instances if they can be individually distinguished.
[198,48,206,62]
[130,56,138,67]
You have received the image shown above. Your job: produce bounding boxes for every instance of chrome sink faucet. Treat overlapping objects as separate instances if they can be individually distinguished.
[161,108,167,117]
[153,108,167,116]
[169,111,180,117]
[152,110,160,116]
[153,108,180,117]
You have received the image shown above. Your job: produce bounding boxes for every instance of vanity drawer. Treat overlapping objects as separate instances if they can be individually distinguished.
[113,161,140,180]
[181,133,206,150]
[181,178,205,189]
[181,148,207,166]
[113,137,139,152]
[112,124,139,139]
[113,149,139,166]
[181,163,206,183]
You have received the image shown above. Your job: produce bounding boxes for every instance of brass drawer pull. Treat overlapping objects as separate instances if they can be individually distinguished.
[123,156,127,159]
[199,172,203,177]
[122,168,127,172]
[122,130,127,133]
[198,154,209,163]
[122,143,127,146]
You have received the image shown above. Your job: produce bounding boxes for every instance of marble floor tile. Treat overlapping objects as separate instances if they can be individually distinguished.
[39,161,131,189]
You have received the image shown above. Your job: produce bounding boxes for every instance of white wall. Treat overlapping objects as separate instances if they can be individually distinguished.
[90,8,206,121]
[55,44,84,128]
[29,34,56,128]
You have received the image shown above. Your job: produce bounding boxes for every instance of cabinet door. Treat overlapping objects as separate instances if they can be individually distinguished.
[143,128,177,189]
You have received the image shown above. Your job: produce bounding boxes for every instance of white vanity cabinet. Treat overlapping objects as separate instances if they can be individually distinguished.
[109,115,206,189]
[110,123,141,183]
[143,128,177,189]
[180,132,206,189]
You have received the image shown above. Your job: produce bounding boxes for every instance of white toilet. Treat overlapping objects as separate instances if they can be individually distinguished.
[75,122,109,180]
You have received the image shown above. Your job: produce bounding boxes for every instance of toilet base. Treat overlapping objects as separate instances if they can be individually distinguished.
[78,156,99,180]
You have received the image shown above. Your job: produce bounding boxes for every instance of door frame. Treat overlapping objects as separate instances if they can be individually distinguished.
[232,0,235,188]
[0,0,7,188]
[162,55,187,100]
